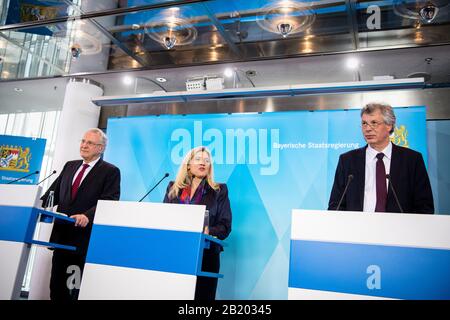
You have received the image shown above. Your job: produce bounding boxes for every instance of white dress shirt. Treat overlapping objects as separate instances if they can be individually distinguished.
[363,142,392,212]
[72,157,101,186]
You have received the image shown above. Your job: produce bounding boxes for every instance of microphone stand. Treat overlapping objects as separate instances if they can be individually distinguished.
[336,174,354,211]
[139,173,169,202]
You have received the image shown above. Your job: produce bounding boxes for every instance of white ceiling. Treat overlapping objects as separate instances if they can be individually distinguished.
[0,44,449,114]
[0,77,68,114]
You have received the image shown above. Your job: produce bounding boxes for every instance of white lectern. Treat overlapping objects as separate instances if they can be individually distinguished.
[79,200,225,300]
[0,185,75,300]
[288,210,450,300]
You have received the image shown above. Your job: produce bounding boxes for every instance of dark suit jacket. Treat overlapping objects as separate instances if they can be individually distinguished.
[328,144,434,214]
[41,159,121,254]
[163,181,232,252]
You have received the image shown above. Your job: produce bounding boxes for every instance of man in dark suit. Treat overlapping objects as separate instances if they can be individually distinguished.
[328,102,434,214]
[41,128,120,300]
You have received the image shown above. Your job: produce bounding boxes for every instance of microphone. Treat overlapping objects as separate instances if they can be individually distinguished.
[138,173,170,202]
[336,174,354,211]
[386,174,404,213]
[7,170,40,184]
[37,170,57,185]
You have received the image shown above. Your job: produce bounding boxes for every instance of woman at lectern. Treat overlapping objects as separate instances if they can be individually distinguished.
[163,146,232,300]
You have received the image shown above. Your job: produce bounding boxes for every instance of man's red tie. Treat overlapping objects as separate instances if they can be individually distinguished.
[71,164,89,200]
[375,153,387,212]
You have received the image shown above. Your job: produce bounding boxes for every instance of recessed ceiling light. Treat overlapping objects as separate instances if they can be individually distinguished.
[14,87,23,92]
[123,76,133,85]
[156,77,167,83]
[346,57,360,70]
[224,68,234,78]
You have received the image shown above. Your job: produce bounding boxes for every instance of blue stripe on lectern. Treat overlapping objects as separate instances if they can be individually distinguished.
[0,205,36,243]
[86,225,203,275]
[289,240,450,300]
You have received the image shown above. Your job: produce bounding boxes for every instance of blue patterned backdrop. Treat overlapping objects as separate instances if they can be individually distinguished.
[105,107,427,299]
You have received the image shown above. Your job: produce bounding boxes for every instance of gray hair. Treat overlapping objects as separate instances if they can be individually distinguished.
[86,128,108,147]
[360,102,396,134]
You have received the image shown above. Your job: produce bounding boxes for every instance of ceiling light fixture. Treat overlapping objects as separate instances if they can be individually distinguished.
[224,68,234,78]
[54,27,102,58]
[346,57,360,70]
[257,1,316,38]
[14,87,23,92]
[70,44,82,59]
[72,30,102,55]
[419,2,439,23]
[145,8,197,50]
[123,76,134,85]
[155,77,167,83]
[393,0,446,23]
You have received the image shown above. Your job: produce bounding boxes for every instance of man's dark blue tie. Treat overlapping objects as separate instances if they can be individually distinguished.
[375,153,387,212]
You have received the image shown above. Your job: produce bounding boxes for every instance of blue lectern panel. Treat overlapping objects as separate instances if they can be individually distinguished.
[0,205,37,243]
[87,225,203,276]
[289,239,450,300]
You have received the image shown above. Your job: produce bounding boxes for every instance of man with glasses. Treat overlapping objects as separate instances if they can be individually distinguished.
[328,102,434,214]
[41,128,121,300]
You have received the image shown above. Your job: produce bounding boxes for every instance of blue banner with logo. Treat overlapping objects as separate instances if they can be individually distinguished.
[105,106,427,299]
[0,135,46,185]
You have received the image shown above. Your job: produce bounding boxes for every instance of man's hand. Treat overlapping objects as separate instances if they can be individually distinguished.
[71,214,89,227]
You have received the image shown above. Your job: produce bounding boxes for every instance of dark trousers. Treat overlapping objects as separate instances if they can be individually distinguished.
[49,249,86,301]
[195,248,220,300]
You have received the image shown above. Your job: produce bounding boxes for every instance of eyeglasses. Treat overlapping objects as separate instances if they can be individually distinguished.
[361,120,384,129]
[191,156,211,164]
[80,139,103,147]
